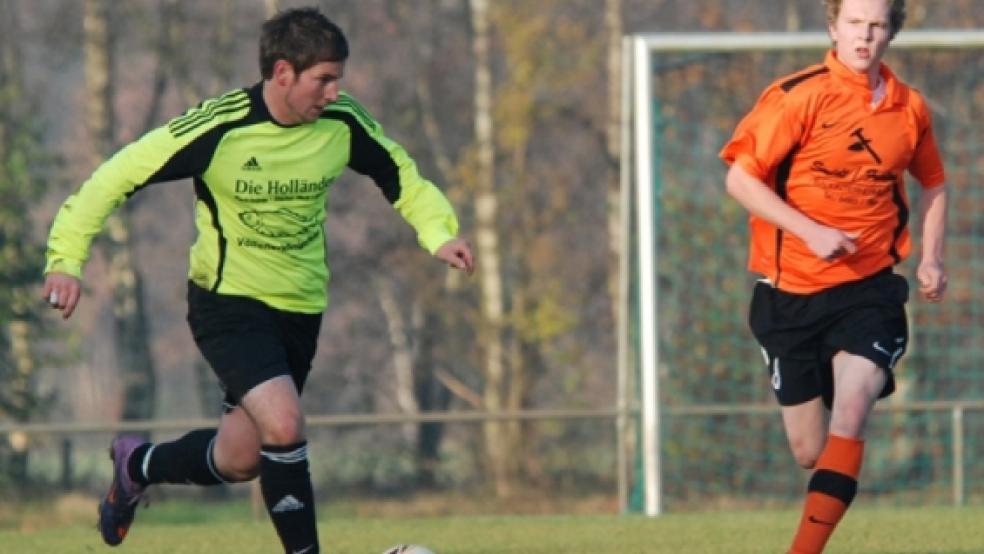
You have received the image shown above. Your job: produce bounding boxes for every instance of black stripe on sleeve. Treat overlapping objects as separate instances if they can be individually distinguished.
[321,111,401,204]
[170,99,252,138]
[168,90,250,137]
[120,124,229,200]
[144,127,227,186]
[331,97,378,134]
[144,100,267,189]
[780,67,829,92]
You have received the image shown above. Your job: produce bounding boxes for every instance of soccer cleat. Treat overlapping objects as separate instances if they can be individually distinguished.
[98,434,147,546]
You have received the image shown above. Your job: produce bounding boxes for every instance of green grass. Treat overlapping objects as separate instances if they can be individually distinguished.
[2,498,982,553]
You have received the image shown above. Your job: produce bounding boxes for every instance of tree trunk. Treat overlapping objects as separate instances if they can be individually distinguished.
[505,287,538,482]
[604,0,632,512]
[413,310,451,488]
[390,0,473,485]
[375,277,419,441]
[785,0,801,31]
[5,316,33,485]
[605,0,623,342]
[84,0,157,423]
[209,0,236,94]
[0,1,39,433]
[0,7,50,491]
[470,0,511,498]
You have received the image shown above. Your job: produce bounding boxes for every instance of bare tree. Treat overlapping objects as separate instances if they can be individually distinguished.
[0,0,54,487]
[385,0,479,489]
[83,0,157,423]
[605,0,633,513]
[469,0,512,497]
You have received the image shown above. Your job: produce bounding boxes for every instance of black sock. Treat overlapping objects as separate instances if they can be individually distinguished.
[127,443,153,486]
[128,428,227,486]
[260,442,319,554]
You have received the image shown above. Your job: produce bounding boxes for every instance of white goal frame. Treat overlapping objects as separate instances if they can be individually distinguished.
[620,30,984,517]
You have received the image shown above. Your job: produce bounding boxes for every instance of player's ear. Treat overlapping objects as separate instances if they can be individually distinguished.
[272,59,298,85]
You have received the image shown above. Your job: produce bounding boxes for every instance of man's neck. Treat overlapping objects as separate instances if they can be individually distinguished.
[261,81,297,125]
[867,69,881,90]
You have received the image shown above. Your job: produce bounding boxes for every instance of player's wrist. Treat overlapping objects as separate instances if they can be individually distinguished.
[919,253,944,266]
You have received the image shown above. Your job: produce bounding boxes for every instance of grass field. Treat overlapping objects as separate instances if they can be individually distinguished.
[1,497,981,553]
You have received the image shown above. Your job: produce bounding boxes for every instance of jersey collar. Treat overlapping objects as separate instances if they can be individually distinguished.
[824,50,905,108]
[248,81,306,128]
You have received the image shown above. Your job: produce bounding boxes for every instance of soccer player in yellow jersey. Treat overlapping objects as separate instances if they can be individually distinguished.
[42,7,473,553]
[720,1,947,552]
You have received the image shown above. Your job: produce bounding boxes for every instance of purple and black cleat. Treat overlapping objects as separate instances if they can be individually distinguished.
[97,435,147,546]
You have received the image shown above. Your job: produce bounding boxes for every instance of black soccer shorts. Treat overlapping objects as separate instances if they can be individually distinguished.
[748,268,908,409]
[186,282,322,410]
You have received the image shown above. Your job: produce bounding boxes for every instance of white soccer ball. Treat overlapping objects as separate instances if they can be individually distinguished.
[381,545,436,554]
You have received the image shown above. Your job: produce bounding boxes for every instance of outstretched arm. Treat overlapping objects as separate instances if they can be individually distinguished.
[434,238,475,275]
[916,184,947,302]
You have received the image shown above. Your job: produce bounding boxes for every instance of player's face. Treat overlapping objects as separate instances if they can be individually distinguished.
[282,61,345,124]
[828,0,893,79]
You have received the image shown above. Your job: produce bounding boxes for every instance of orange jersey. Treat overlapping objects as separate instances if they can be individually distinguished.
[720,50,945,293]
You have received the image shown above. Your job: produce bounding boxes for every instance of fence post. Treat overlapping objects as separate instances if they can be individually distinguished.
[951,405,964,507]
[61,438,74,491]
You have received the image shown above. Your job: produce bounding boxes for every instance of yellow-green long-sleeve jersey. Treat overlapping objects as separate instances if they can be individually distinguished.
[45,84,459,313]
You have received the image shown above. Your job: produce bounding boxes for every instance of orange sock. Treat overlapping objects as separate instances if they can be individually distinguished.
[788,434,864,554]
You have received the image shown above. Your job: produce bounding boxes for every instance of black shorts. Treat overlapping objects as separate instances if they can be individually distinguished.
[748,268,908,408]
[186,282,322,410]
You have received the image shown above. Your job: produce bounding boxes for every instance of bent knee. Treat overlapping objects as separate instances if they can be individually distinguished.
[214,445,261,482]
[793,450,819,470]
[260,417,306,446]
[220,456,260,482]
[223,465,260,482]
[788,440,822,469]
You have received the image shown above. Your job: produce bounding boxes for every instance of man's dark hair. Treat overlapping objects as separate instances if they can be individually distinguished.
[259,7,349,79]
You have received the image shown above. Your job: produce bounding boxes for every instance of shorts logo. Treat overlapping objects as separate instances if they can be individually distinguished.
[872,337,905,368]
[771,357,781,391]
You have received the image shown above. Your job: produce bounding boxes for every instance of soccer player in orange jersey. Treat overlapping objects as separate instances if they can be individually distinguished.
[720,1,947,552]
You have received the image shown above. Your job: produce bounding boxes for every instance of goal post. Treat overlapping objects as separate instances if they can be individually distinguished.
[622,30,984,517]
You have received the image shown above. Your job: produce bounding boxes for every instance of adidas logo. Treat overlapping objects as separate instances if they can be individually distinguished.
[242,156,262,171]
[271,494,305,513]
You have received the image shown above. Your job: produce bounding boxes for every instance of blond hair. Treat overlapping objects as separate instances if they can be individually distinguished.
[822,0,906,39]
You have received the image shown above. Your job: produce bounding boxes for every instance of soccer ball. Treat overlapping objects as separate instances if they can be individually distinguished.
[381,545,436,554]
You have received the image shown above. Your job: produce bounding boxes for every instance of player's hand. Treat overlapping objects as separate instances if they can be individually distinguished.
[42,272,82,319]
[916,259,946,302]
[435,238,475,275]
[804,225,859,262]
